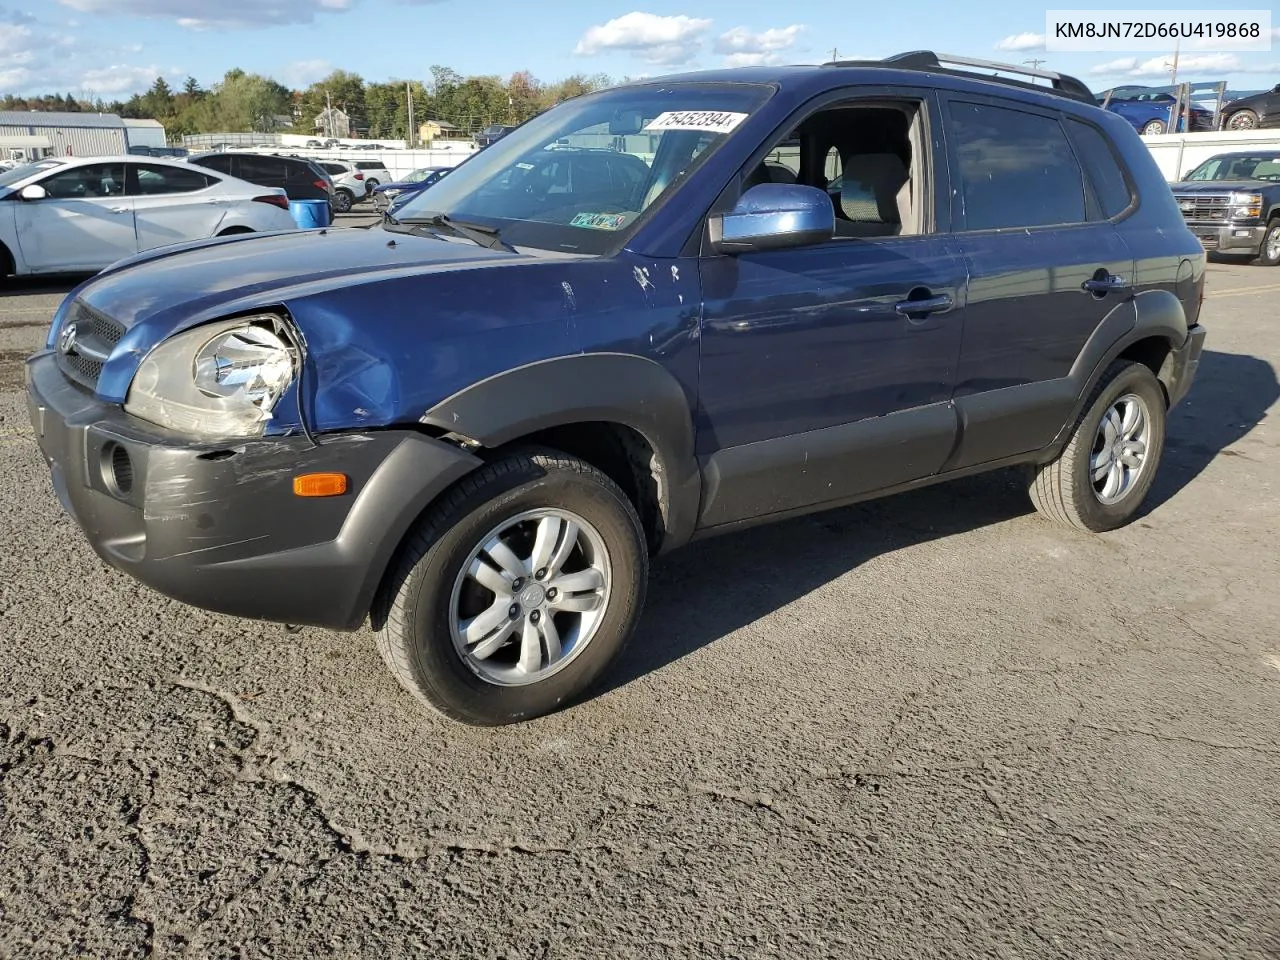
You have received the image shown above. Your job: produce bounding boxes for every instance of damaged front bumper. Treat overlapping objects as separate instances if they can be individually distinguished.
[25,351,482,630]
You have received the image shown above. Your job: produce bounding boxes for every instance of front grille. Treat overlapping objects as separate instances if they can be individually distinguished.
[1174,194,1230,224]
[54,301,125,391]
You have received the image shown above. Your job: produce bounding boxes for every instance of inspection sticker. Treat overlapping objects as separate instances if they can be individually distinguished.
[570,212,628,230]
[642,111,749,134]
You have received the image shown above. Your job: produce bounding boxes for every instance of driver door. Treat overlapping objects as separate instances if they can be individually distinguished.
[15,162,136,272]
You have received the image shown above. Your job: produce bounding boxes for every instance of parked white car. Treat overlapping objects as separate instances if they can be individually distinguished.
[0,155,297,277]
[352,160,392,190]
[317,160,368,213]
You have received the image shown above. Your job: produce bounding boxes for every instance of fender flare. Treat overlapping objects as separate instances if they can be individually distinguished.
[420,352,701,550]
[1047,287,1189,451]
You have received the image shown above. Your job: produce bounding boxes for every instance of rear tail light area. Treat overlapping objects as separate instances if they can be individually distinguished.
[355,173,364,180]
[313,179,329,191]
[253,194,290,210]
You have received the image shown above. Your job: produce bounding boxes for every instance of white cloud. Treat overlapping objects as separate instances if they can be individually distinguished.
[1091,53,1280,77]
[79,63,163,94]
[996,32,1045,52]
[574,12,713,65]
[0,65,32,87]
[57,0,352,28]
[715,25,803,55]
[0,21,33,54]
[277,58,333,88]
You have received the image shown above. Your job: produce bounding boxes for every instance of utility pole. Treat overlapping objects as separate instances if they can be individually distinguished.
[830,47,839,61]
[406,82,415,148]
[325,90,333,139]
[1023,58,1046,70]
[1166,39,1180,87]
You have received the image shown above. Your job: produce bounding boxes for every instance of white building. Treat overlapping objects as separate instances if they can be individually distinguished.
[0,111,129,159]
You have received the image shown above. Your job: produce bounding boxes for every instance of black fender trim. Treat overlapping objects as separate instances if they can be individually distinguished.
[1042,287,1190,455]
[421,352,701,552]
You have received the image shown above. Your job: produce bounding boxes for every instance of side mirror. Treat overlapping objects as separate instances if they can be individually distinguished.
[709,183,835,254]
[19,184,47,201]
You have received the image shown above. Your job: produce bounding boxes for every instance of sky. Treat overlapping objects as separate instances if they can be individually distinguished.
[0,0,1277,99]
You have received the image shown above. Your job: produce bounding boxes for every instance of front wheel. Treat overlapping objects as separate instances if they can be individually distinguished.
[375,450,648,725]
[1028,360,1167,532]
[1140,119,1166,135]
[1257,219,1280,267]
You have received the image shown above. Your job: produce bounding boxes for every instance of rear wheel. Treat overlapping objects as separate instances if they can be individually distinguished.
[1028,361,1167,532]
[1226,109,1259,131]
[375,450,648,726]
[333,189,354,213]
[1257,218,1280,267]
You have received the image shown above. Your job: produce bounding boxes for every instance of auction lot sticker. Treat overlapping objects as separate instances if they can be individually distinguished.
[643,111,749,133]
[571,212,629,230]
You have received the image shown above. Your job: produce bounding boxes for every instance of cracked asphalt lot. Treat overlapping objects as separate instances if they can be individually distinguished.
[1,258,1278,959]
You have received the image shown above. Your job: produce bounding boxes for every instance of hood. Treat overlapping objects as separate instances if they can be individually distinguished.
[80,226,524,330]
[1172,179,1273,193]
[77,226,536,405]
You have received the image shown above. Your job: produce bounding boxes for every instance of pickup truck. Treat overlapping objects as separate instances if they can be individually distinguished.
[1171,150,1280,264]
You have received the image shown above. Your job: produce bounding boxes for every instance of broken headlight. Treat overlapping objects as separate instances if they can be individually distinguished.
[125,316,299,438]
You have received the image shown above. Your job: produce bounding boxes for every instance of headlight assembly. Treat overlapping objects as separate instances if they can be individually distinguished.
[1229,192,1263,220]
[125,315,300,438]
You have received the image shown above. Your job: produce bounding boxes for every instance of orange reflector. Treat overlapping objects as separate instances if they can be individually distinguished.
[293,473,348,497]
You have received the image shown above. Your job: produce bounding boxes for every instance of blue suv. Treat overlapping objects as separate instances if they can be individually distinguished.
[26,52,1207,725]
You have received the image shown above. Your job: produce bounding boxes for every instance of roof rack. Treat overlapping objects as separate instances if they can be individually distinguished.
[823,50,1097,106]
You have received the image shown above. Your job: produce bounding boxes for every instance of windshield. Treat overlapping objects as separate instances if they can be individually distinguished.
[392,82,773,253]
[0,158,64,188]
[1185,155,1280,181]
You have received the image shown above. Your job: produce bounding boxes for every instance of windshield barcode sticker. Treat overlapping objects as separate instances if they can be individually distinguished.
[642,111,749,134]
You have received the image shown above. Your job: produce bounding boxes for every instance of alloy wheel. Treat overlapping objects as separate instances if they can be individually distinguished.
[448,508,612,686]
[1090,393,1152,504]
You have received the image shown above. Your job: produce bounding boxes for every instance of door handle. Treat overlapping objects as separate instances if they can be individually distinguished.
[1081,272,1131,295]
[895,293,953,318]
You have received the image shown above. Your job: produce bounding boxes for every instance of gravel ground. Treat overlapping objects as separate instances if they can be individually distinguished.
[0,251,1277,960]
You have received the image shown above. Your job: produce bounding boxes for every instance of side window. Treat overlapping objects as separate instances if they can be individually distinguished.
[746,101,926,239]
[131,163,212,195]
[1066,119,1133,219]
[239,155,283,183]
[39,163,126,199]
[947,101,1085,230]
[195,155,232,174]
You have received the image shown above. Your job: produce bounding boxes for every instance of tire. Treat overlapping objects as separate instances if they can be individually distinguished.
[1028,360,1167,533]
[1226,109,1259,131]
[1257,218,1280,267]
[375,449,649,726]
[333,189,354,213]
[1140,119,1166,135]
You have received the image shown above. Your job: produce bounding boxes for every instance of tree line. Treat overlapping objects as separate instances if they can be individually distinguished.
[0,66,622,141]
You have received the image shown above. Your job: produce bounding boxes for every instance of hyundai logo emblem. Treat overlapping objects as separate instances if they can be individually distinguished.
[58,322,78,355]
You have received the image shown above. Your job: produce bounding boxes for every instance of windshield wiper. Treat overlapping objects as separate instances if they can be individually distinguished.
[397,213,515,253]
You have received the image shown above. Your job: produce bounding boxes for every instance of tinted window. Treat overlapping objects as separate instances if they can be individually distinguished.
[948,101,1085,230]
[355,162,383,171]
[193,154,232,174]
[321,162,346,175]
[132,163,212,195]
[40,162,126,199]
[1067,120,1132,219]
[238,155,286,182]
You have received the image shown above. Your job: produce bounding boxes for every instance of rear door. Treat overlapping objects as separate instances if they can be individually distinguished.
[14,161,136,272]
[128,162,225,252]
[940,95,1136,470]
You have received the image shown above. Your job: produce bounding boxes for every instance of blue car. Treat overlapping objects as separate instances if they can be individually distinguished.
[26,51,1207,725]
[1104,91,1213,135]
[371,166,452,214]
